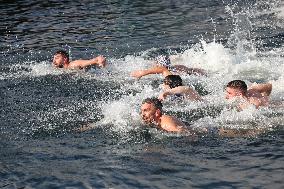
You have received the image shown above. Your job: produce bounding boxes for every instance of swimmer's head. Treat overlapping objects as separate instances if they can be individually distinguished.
[226,80,247,100]
[141,98,163,125]
[163,75,183,90]
[155,55,171,68]
[53,50,69,68]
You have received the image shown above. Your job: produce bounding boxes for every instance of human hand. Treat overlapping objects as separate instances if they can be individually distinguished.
[96,55,106,67]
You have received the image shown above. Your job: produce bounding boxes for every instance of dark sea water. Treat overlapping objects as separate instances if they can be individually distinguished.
[1,0,284,188]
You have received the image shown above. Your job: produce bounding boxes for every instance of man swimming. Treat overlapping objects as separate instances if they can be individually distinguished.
[140,97,263,137]
[131,55,206,79]
[141,97,189,133]
[158,75,202,101]
[225,80,272,110]
[52,50,106,69]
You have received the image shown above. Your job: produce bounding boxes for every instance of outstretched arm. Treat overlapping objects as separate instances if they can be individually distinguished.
[159,86,202,101]
[68,55,106,69]
[131,66,172,79]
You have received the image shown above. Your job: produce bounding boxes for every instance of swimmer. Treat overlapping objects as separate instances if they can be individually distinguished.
[131,55,206,79]
[141,97,190,133]
[159,75,202,101]
[225,80,272,110]
[52,50,106,69]
[140,97,263,137]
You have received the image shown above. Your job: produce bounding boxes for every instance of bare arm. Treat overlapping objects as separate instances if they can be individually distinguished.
[218,127,265,137]
[173,65,207,76]
[159,86,202,101]
[68,55,106,69]
[131,66,172,79]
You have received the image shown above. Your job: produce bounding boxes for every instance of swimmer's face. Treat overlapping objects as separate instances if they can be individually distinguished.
[141,102,159,124]
[225,87,243,100]
[53,54,67,68]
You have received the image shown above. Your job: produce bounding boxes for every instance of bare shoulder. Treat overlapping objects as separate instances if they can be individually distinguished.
[160,115,186,132]
[182,86,203,101]
[247,89,263,98]
[248,96,269,107]
[162,115,183,123]
[68,60,83,69]
[178,86,190,90]
[248,83,272,96]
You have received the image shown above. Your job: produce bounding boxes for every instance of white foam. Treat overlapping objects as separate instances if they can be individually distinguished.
[30,61,65,76]
[173,41,234,74]
[4,1,284,135]
[99,96,140,132]
[275,1,284,20]
[98,37,284,133]
[10,36,282,134]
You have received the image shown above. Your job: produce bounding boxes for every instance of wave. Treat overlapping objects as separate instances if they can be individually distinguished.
[1,1,284,138]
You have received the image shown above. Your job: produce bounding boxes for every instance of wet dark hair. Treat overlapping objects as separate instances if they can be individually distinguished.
[142,98,163,111]
[227,80,247,92]
[54,50,69,62]
[164,75,183,88]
